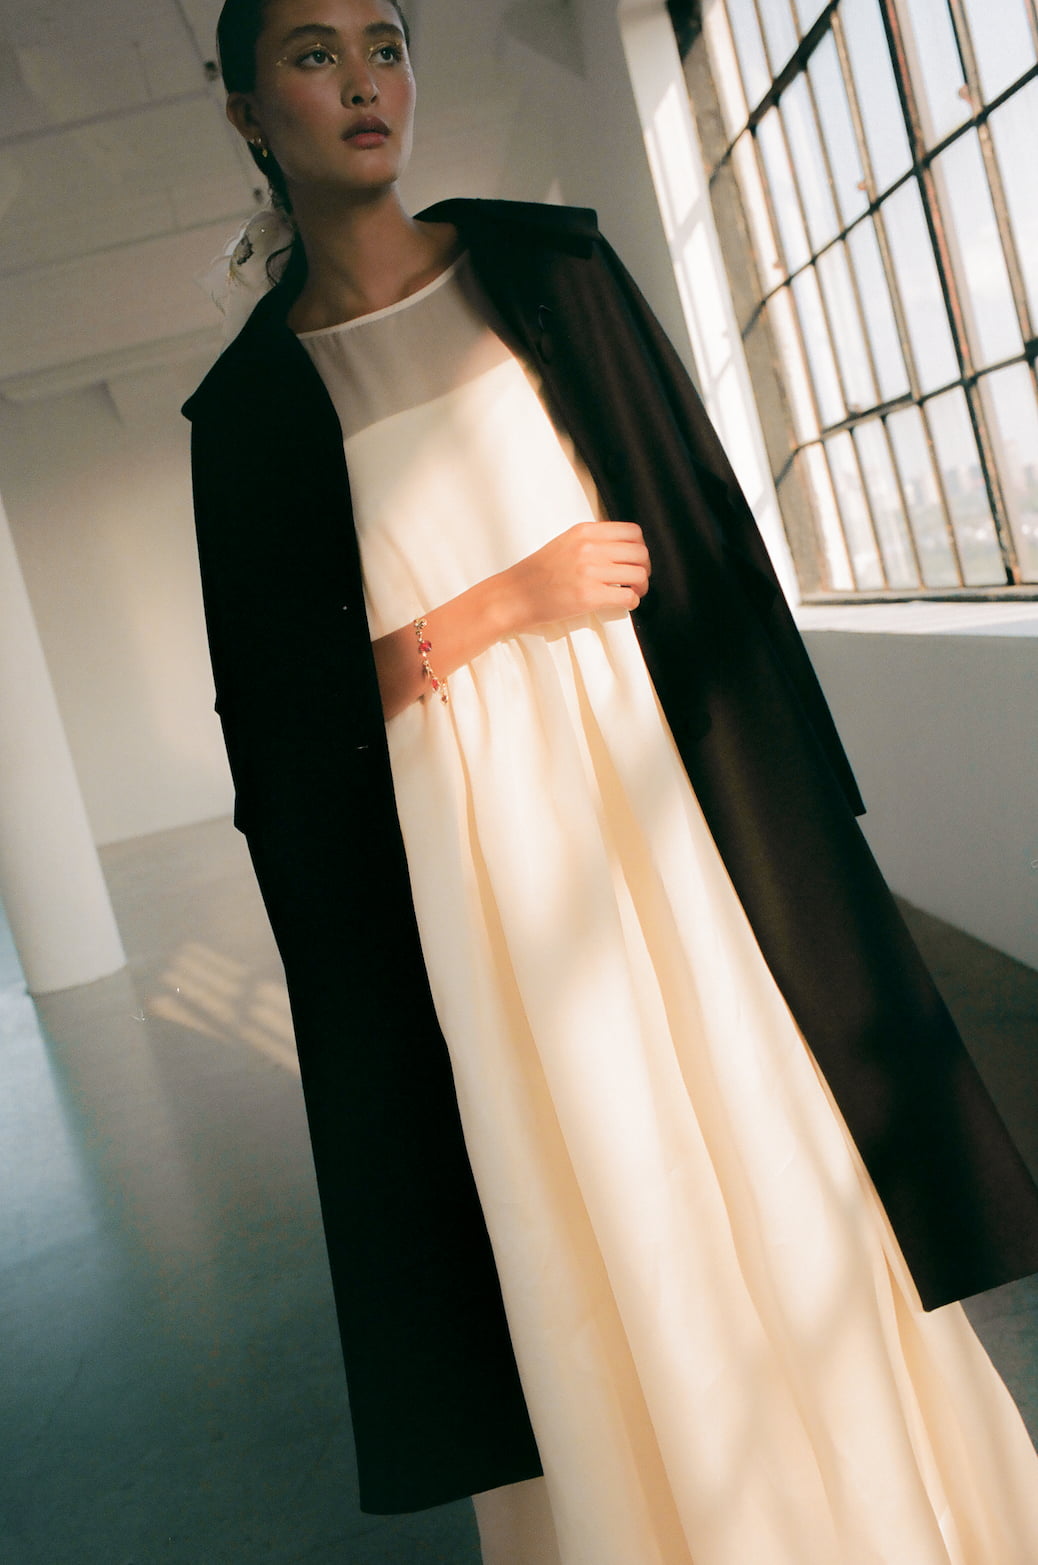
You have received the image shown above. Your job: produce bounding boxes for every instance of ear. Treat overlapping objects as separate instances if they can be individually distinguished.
[226,92,262,144]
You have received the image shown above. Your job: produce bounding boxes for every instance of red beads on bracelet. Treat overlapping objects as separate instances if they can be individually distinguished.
[413,617,449,705]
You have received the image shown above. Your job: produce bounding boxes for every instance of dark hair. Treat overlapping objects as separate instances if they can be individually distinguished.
[216,0,411,222]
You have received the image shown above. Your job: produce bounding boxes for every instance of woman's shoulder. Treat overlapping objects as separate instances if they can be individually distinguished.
[181,282,307,426]
[415,197,601,256]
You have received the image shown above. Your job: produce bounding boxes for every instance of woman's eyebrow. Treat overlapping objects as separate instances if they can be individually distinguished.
[277,21,404,44]
[278,22,337,45]
[363,22,405,41]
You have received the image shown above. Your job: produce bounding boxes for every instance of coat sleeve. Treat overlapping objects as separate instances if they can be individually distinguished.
[594,235,866,818]
[187,412,260,831]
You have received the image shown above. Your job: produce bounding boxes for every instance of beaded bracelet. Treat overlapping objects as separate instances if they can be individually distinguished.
[413,616,449,705]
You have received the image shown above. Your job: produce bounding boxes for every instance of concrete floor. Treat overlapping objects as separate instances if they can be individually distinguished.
[2,814,1036,1564]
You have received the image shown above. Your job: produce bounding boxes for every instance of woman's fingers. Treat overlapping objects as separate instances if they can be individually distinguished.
[501,520,652,632]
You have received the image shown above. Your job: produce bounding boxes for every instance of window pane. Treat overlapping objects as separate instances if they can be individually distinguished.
[886,405,961,585]
[792,267,846,425]
[769,287,820,440]
[846,219,910,400]
[853,420,920,585]
[898,0,969,145]
[726,0,772,108]
[704,2,750,142]
[733,132,784,281]
[979,364,1038,580]
[793,0,828,30]
[932,133,1022,366]
[825,432,885,586]
[781,75,840,251]
[816,243,876,410]
[924,389,1005,583]
[988,83,1038,331]
[840,0,912,192]
[959,0,1036,103]
[756,0,798,70]
[800,443,855,587]
[757,108,811,271]
[881,181,959,390]
[808,33,869,226]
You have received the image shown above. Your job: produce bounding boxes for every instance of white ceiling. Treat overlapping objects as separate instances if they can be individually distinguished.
[0,0,255,272]
[0,0,259,390]
[0,0,593,394]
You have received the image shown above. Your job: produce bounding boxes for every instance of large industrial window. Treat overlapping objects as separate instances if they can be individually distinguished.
[682,0,1038,599]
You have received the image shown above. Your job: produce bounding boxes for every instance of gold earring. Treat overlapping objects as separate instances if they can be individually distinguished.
[250,137,270,160]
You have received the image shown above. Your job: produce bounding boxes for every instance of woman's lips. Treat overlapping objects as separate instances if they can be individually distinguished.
[344,117,390,147]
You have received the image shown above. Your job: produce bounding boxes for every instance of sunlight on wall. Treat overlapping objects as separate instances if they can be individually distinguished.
[617,0,798,605]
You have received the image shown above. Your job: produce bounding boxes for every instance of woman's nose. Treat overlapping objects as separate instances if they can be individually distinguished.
[342,66,378,105]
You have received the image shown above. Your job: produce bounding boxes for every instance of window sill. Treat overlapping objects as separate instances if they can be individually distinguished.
[793,601,1038,638]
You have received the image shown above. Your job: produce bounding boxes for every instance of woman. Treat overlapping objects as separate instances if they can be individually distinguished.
[185,0,1038,1559]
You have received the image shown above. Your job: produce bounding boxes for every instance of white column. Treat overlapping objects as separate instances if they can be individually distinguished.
[0,491,126,995]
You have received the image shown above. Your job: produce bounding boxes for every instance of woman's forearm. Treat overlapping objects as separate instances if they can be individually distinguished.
[371,572,520,721]
[372,521,651,721]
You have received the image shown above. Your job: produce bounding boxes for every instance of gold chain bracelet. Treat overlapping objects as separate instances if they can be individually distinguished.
[413,617,449,705]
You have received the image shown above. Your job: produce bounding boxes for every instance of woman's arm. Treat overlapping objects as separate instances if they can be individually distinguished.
[373,520,650,720]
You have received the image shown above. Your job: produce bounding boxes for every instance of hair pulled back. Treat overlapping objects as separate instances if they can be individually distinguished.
[216,0,411,219]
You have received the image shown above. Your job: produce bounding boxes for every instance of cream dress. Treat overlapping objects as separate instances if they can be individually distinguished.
[298,254,1038,1565]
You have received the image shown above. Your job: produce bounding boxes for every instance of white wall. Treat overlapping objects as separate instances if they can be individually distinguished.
[798,607,1038,972]
[400,0,694,370]
[0,358,233,845]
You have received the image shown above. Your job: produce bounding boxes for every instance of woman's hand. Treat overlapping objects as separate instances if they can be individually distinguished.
[371,521,650,721]
[498,521,651,634]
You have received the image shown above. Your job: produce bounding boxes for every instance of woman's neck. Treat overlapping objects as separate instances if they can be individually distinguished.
[285,187,459,333]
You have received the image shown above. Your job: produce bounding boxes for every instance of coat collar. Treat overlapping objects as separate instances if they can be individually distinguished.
[182,198,598,422]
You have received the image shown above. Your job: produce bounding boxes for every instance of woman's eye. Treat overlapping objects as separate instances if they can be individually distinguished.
[372,44,404,63]
[298,45,338,67]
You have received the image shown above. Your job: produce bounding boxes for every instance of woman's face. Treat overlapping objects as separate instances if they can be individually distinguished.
[229,0,415,202]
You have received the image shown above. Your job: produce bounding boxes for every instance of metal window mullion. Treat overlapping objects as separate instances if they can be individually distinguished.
[926,0,1024,582]
[744,124,836,454]
[742,2,840,128]
[767,96,851,406]
[815,437,866,590]
[877,416,927,585]
[746,115,825,384]
[747,0,782,77]
[766,87,893,581]
[800,65,885,407]
[842,425,893,587]
[709,33,1038,205]
[1023,0,1038,57]
[875,0,973,389]
[789,390,913,438]
[913,398,971,584]
[976,116,1037,342]
[876,0,993,585]
[945,0,1037,350]
[864,197,967,579]
[962,381,1022,582]
[833,72,965,577]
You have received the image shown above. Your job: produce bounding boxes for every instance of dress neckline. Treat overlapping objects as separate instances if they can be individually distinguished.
[294,252,468,340]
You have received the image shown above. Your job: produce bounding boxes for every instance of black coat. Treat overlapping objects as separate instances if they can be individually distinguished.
[183,198,1038,1514]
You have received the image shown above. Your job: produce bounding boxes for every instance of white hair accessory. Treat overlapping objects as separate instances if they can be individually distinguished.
[199,205,298,346]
